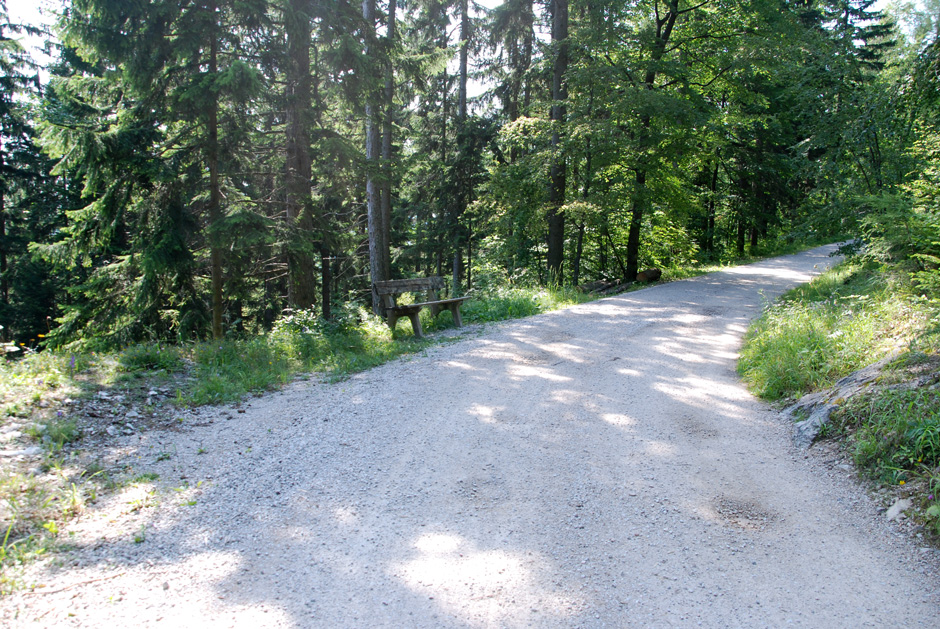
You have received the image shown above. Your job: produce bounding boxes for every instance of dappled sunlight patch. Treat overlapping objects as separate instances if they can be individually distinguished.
[549,389,582,404]
[441,360,478,371]
[537,343,587,364]
[723,266,813,282]
[468,404,499,424]
[393,531,580,625]
[565,302,640,318]
[61,480,159,547]
[601,413,636,428]
[643,440,677,457]
[669,312,709,325]
[8,550,259,627]
[614,367,643,377]
[652,376,751,416]
[654,341,709,364]
[506,364,571,382]
[198,602,293,628]
[413,532,463,554]
[651,329,742,364]
[125,552,292,628]
[332,505,359,526]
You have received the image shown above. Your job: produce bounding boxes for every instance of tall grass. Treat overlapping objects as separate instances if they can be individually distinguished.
[839,386,940,485]
[739,262,923,400]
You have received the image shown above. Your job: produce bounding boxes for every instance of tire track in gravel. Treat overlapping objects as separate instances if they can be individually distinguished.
[4,243,939,628]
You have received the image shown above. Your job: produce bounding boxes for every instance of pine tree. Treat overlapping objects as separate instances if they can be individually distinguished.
[38,0,265,347]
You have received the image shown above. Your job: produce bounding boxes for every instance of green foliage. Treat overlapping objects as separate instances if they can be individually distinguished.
[27,419,81,452]
[739,262,921,400]
[187,338,292,405]
[1,0,926,356]
[118,343,184,373]
[461,287,542,322]
[836,386,940,489]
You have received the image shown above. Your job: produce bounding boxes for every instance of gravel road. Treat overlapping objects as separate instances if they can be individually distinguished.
[4,244,939,628]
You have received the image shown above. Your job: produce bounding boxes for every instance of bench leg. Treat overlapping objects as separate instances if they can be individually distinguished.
[386,312,399,331]
[408,312,424,338]
[449,304,463,327]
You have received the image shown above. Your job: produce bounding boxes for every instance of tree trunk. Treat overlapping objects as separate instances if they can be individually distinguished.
[572,220,585,286]
[573,121,593,287]
[320,245,332,320]
[452,0,470,295]
[466,218,472,290]
[624,0,680,283]
[208,8,224,339]
[380,0,397,282]
[705,154,719,254]
[0,149,7,307]
[626,169,645,280]
[285,0,317,310]
[457,0,469,121]
[546,0,568,285]
[522,11,533,112]
[363,0,387,314]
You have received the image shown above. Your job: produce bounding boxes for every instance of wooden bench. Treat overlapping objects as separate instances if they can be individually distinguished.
[374,277,468,338]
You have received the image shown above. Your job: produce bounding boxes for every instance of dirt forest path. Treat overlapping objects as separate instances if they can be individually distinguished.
[4,244,939,627]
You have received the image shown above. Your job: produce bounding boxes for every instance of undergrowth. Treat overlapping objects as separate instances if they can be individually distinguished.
[833,379,940,536]
[739,261,930,400]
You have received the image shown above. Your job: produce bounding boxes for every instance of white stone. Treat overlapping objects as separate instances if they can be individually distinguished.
[886,498,912,521]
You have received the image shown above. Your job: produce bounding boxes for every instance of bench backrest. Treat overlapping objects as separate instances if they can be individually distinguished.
[374,277,445,296]
[374,277,446,310]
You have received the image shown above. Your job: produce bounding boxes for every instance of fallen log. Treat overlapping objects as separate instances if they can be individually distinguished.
[599,281,633,295]
[578,280,615,293]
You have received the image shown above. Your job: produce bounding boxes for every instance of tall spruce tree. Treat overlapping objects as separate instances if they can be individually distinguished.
[38,0,265,347]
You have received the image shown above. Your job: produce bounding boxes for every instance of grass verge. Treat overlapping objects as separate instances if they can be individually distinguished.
[739,260,931,400]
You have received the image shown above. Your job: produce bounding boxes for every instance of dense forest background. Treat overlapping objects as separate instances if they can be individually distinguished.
[0,0,938,349]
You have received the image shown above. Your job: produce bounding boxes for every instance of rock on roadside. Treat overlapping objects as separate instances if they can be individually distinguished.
[784,350,903,448]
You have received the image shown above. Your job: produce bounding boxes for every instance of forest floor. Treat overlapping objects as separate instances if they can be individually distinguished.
[2,244,939,627]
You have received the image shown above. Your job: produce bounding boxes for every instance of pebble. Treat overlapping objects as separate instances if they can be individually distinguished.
[0,446,43,457]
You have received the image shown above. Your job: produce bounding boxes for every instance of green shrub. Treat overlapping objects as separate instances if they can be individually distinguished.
[187,338,293,405]
[118,343,183,372]
[462,288,542,322]
[43,420,81,451]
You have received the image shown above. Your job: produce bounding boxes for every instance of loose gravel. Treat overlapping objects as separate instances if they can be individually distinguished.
[3,244,938,628]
